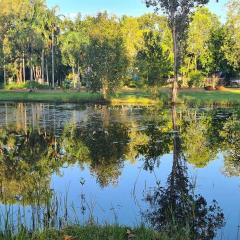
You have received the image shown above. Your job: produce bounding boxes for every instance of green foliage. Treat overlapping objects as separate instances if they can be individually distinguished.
[186,7,221,75]
[0,0,239,93]
[4,81,49,90]
[137,31,172,86]
[222,0,240,72]
[84,14,129,95]
[188,71,205,88]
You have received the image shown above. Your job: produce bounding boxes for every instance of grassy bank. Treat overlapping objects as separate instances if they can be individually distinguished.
[0,88,240,106]
[159,88,240,106]
[0,89,158,105]
[0,91,106,104]
[2,225,164,240]
[180,88,240,105]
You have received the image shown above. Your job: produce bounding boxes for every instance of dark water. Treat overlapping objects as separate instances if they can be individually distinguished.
[0,102,240,239]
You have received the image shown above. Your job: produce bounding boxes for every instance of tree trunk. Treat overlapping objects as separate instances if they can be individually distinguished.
[3,56,6,85]
[30,56,33,81]
[172,25,178,104]
[51,30,55,88]
[41,49,45,82]
[46,58,49,86]
[72,66,76,88]
[23,53,26,83]
[19,62,23,83]
[77,62,80,89]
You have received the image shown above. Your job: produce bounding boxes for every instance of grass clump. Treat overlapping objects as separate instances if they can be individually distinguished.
[0,225,163,240]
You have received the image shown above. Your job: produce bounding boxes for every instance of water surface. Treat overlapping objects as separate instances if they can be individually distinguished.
[0,102,239,239]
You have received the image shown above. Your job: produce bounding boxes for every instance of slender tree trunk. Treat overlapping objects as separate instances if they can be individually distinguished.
[23,53,26,83]
[172,25,178,104]
[77,62,82,90]
[72,66,76,88]
[51,30,55,88]
[41,49,45,82]
[30,56,33,81]
[46,58,49,86]
[195,55,197,72]
[19,62,23,83]
[3,55,6,85]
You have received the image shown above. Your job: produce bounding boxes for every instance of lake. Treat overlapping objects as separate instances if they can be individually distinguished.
[0,102,239,239]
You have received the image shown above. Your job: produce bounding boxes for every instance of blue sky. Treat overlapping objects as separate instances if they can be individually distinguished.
[46,0,228,21]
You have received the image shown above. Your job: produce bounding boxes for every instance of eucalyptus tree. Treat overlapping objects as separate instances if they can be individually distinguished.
[145,0,211,103]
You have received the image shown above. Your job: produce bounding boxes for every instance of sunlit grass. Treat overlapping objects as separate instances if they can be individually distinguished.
[110,88,160,105]
[159,88,240,106]
[0,87,240,106]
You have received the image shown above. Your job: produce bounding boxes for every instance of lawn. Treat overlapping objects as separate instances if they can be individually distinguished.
[159,88,240,106]
[110,88,159,105]
[0,88,239,106]
[0,90,105,104]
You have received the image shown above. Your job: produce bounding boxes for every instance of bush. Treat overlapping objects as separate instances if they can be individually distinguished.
[188,71,205,88]
[26,81,49,89]
[62,80,72,89]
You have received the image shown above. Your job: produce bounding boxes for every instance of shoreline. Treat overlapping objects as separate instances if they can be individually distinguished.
[0,88,239,106]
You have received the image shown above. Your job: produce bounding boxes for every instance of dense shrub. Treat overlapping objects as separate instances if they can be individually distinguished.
[188,71,205,88]
[5,81,49,90]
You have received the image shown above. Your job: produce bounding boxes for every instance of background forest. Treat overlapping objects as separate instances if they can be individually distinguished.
[0,0,240,95]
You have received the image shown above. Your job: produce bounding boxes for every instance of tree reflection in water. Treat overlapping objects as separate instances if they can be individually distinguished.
[144,105,225,240]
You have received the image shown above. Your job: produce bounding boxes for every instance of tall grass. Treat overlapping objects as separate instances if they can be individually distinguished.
[0,192,165,240]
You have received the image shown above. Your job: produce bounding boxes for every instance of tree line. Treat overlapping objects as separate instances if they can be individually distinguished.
[0,0,240,95]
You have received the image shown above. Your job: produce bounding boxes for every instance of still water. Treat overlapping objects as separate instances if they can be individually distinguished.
[0,102,239,239]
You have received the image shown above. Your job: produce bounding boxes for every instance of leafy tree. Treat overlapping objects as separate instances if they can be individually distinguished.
[222,0,240,73]
[145,0,211,102]
[136,31,172,87]
[84,13,128,96]
[185,7,220,78]
[60,28,89,87]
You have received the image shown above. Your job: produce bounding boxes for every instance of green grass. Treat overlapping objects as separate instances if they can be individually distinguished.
[180,89,240,106]
[0,91,106,104]
[1,225,164,240]
[159,88,240,106]
[110,88,160,105]
[1,88,240,106]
